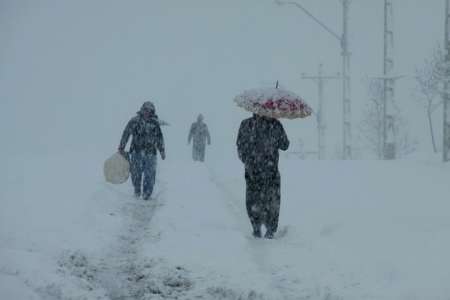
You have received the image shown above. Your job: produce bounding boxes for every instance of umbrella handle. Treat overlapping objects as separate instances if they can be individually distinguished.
[276,80,279,89]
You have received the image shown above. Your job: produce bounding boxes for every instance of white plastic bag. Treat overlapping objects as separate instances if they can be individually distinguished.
[104,152,130,184]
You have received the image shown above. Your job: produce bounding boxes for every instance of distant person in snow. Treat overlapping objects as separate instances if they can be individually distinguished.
[118,101,165,200]
[188,114,211,162]
[236,114,289,239]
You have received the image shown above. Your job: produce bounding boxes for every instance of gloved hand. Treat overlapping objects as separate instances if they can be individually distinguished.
[118,147,126,156]
[160,151,166,160]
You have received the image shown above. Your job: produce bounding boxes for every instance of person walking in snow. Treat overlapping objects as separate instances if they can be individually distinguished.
[236,114,289,239]
[118,101,165,200]
[188,114,211,162]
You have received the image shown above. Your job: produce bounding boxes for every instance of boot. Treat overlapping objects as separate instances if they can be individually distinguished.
[252,227,262,238]
[264,230,274,239]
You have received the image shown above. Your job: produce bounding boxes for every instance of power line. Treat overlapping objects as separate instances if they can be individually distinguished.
[275,0,353,159]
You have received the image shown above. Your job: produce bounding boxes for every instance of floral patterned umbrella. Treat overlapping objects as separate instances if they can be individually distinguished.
[234,86,312,119]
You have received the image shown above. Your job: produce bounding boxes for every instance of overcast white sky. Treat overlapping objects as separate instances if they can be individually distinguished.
[0,0,445,159]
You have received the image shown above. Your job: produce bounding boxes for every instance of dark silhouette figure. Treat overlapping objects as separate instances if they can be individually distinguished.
[236,114,289,238]
[188,114,211,162]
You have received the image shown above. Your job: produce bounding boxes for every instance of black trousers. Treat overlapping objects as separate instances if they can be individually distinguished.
[245,170,281,234]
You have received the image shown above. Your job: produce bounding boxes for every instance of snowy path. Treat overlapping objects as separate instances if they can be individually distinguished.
[2,153,450,299]
[207,167,301,299]
[139,160,338,299]
[95,186,165,300]
[206,165,345,300]
[49,159,293,300]
[142,161,280,299]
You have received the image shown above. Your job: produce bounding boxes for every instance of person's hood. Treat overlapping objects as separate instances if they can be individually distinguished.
[137,113,159,122]
[137,101,155,116]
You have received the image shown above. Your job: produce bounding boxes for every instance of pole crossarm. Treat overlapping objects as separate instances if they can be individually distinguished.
[370,75,406,81]
[301,64,341,160]
[274,0,342,42]
[275,0,353,159]
[301,75,341,80]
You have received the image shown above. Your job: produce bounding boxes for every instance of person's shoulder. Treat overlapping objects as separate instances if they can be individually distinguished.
[242,116,257,128]
[150,117,161,126]
[127,115,140,125]
[272,118,284,127]
[240,117,253,125]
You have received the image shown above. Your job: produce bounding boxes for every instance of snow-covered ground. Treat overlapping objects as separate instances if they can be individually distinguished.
[1,151,450,299]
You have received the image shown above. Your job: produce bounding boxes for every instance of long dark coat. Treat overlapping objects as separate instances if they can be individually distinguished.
[236,114,289,236]
[188,121,211,161]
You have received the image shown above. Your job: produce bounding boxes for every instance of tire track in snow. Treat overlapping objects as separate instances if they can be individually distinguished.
[95,171,197,300]
[97,183,166,300]
[51,176,168,300]
[44,182,166,300]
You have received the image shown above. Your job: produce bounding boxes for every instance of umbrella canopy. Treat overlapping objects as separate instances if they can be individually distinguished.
[234,87,312,119]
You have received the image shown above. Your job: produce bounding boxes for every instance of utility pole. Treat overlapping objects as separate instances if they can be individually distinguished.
[369,0,404,159]
[275,0,353,159]
[341,0,352,160]
[301,64,340,159]
[443,0,450,162]
[383,0,396,160]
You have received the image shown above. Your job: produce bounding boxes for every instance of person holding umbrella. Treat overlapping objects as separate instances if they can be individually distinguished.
[118,101,166,200]
[235,85,311,239]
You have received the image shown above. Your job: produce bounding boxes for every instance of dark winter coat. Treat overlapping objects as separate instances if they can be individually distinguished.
[237,115,289,235]
[188,121,211,147]
[236,115,289,177]
[119,113,165,156]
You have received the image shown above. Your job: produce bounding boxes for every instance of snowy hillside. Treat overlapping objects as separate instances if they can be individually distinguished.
[1,152,449,299]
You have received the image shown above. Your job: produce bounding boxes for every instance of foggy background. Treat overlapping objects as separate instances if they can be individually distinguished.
[0,0,444,160]
[2,2,450,299]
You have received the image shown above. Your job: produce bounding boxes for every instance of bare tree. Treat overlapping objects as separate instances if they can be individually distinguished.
[359,79,417,158]
[359,79,384,159]
[395,118,418,157]
[414,46,445,153]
